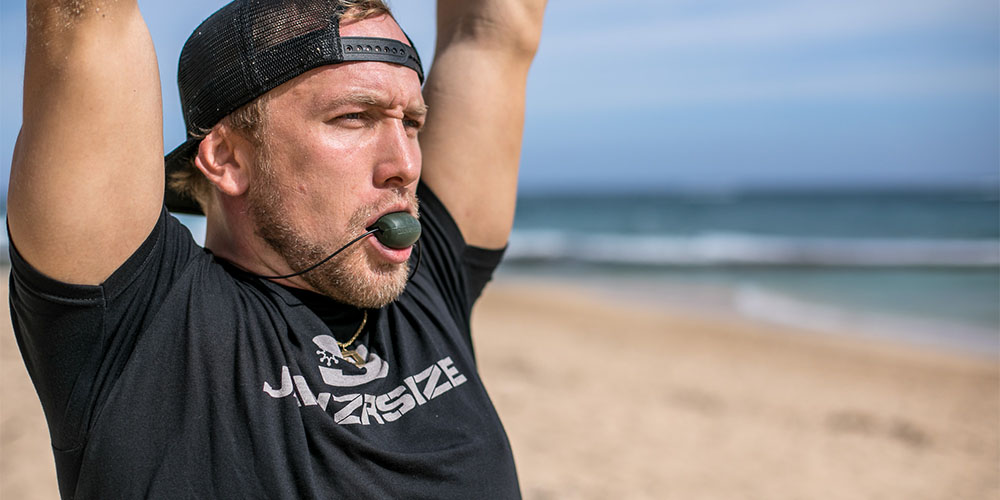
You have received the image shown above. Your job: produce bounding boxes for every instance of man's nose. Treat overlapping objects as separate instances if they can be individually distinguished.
[372,120,420,189]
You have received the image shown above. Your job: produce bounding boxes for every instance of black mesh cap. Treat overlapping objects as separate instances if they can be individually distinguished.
[164,0,424,214]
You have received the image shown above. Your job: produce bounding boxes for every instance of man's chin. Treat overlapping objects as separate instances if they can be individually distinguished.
[304,258,410,309]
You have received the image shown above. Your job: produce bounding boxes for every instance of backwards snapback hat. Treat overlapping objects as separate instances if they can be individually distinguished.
[164,0,424,214]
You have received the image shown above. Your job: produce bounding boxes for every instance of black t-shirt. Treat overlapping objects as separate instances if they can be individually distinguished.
[8,183,520,499]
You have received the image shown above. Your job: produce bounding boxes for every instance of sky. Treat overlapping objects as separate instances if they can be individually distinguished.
[0,0,997,197]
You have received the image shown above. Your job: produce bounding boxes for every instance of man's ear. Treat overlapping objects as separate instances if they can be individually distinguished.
[193,124,253,197]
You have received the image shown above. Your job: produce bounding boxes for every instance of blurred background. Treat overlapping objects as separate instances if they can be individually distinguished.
[1,1,997,499]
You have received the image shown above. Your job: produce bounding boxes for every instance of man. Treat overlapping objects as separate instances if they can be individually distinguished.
[8,0,546,497]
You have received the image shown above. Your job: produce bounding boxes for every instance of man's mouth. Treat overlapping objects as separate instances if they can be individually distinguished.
[364,202,417,230]
[365,232,413,264]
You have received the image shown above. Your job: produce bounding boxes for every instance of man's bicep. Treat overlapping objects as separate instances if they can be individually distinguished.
[8,2,164,285]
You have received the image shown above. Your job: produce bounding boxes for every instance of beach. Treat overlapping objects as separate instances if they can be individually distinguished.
[2,271,997,499]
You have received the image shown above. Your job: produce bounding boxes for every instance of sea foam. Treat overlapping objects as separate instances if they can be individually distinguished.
[506,230,1000,268]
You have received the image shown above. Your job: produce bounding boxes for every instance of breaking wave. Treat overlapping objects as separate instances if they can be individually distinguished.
[505,230,1000,267]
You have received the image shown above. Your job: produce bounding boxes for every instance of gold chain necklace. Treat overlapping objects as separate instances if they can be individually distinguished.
[337,310,368,368]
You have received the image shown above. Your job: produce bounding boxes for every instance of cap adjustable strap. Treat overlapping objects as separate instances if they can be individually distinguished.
[339,36,424,82]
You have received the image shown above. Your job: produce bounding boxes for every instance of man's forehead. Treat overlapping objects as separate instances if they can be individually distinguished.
[269,65,425,115]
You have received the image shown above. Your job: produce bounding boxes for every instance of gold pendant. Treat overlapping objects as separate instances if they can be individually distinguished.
[340,347,365,368]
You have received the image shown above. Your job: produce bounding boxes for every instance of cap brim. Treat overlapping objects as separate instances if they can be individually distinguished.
[163,138,204,215]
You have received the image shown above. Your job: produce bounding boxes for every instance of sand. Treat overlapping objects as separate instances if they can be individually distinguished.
[2,271,997,499]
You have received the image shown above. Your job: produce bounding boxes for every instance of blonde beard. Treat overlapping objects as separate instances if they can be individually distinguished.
[247,160,416,308]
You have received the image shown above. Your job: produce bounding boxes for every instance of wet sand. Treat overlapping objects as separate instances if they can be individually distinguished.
[2,272,997,499]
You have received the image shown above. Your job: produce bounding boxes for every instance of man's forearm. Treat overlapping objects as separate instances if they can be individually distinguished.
[26,0,139,53]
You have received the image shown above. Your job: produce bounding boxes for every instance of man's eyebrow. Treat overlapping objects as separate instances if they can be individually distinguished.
[322,92,380,109]
[407,103,429,117]
[320,93,427,117]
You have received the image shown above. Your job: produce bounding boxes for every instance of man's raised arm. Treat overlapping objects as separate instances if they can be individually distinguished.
[419,0,547,249]
[8,1,164,285]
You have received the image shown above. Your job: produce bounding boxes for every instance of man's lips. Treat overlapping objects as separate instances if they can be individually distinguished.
[364,204,416,230]
[365,233,413,264]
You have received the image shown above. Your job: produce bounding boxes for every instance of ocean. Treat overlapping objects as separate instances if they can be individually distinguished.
[502,189,1000,355]
[2,189,996,354]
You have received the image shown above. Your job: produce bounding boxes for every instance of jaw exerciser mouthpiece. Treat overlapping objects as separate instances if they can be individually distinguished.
[369,211,422,249]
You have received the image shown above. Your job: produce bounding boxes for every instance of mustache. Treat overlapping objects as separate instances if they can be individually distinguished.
[347,189,420,233]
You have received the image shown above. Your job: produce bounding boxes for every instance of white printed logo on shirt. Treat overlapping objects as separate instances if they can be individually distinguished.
[312,335,389,387]
[261,339,468,425]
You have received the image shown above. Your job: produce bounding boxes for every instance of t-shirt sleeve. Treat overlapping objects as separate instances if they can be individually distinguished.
[412,182,506,326]
[7,208,202,452]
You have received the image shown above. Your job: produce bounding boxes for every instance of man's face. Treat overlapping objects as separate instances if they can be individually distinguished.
[246,14,426,308]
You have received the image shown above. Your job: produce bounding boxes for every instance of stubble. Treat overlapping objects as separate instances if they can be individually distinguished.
[246,153,417,308]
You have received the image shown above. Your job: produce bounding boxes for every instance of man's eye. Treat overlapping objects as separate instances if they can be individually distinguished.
[340,112,364,120]
[403,118,422,130]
